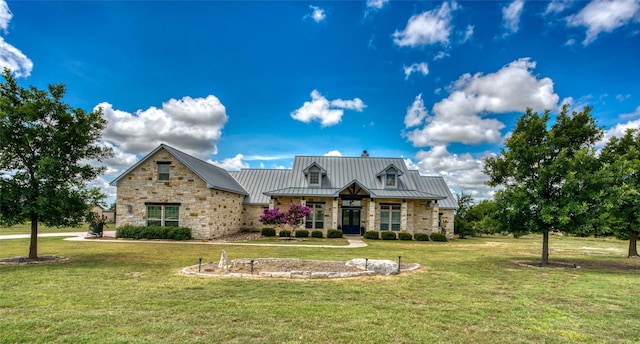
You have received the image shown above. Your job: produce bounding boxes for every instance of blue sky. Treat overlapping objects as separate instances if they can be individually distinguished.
[2,0,640,204]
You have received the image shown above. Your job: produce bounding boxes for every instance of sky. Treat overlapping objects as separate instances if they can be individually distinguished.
[2,0,640,205]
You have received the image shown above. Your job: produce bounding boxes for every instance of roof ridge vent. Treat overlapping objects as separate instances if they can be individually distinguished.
[361,150,369,157]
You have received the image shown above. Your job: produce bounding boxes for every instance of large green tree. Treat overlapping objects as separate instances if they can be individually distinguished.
[0,69,112,259]
[599,129,640,257]
[484,105,602,265]
[454,193,475,239]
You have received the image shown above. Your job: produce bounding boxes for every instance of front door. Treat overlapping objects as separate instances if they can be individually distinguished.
[342,208,361,235]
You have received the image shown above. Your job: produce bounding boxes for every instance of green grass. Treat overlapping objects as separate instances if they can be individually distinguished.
[248,237,350,246]
[1,234,639,343]
[0,223,92,235]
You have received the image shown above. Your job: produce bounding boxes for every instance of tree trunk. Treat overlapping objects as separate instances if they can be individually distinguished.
[628,231,639,258]
[541,230,549,266]
[28,212,38,259]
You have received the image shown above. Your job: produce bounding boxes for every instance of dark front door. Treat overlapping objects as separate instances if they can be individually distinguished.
[342,208,361,235]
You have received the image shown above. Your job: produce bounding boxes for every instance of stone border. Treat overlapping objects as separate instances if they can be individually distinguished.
[181,258,421,279]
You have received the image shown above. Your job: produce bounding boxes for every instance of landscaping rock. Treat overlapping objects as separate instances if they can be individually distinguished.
[346,258,399,275]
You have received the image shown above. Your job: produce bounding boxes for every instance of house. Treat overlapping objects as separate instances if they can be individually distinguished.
[110,144,457,239]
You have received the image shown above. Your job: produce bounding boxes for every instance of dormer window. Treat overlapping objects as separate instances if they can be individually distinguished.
[377,164,403,189]
[303,162,326,188]
[309,170,320,186]
[385,172,396,187]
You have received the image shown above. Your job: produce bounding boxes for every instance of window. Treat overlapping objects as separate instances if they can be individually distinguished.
[342,200,361,207]
[380,204,401,231]
[305,203,324,229]
[158,162,170,181]
[385,172,396,188]
[309,171,320,186]
[147,204,180,227]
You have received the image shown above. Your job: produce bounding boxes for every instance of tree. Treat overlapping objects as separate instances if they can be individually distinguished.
[599,129,640,257]
[258,207,286,227]
[0,69,112,259]
[468,200,498,236]
[283,203,311,237]
[454,193,475,239]
[484,105,602,265]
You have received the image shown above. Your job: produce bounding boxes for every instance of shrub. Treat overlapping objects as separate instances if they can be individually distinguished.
[279,230,291,238]
[115,225,191,240]
[261,227,276,237]
[398,232,413,240]
[311,230,324,238]
[430,232,448,242]
[414,233,430,241]
[295,229,309,238]
[381,231,397,240]
[327,229,343,238]
[364,231,379,240]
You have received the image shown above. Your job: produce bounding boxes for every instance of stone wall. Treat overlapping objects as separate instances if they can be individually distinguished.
[114,148,245,239]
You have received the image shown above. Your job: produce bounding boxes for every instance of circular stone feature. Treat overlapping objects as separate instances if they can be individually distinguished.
[182,258,420,279]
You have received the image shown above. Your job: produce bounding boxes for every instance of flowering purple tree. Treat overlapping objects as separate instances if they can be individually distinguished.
[258,207,285,227]
[284,203,311,237]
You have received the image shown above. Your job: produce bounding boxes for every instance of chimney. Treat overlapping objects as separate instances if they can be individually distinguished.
[361,150,369,157]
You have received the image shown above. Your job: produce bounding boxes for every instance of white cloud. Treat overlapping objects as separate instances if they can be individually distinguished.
[406,58,560,146]
[0,1,32,77]
[403,62,429,80]
[567,0,640,45]
[616,93,632,102]
[462,25,474,42]
[433,51,449,60]
[404,94,428,128]
[98,95,228,159]
[620,105,640,118]
[502,0,525,34]
[210,154,249,171]
[0,0,11,32]
[306,5,326,23]
[291,90,365,127]
[393,1,457,47]
[409,146,496,201]
[367,0,389,10]
[599,117,640,146]
[324,150,343,156]
[544,0,573,15]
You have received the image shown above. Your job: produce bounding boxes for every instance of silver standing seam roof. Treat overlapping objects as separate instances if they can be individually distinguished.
[109,144,248,195]
[111,145,456,209]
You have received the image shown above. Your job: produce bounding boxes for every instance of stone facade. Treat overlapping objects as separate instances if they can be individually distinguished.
[114,149,244,239]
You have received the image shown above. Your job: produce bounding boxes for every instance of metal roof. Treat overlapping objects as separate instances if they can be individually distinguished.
[411,172,458,209]
[228,169,291,204]
[110,144,248,195]
[231,155,456,206]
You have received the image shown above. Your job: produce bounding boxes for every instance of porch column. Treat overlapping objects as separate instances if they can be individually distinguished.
[332,198,338,229]
[401,200,408,232]
[431,201,440,234]
[368,199,376,231]
[269,198,277,210]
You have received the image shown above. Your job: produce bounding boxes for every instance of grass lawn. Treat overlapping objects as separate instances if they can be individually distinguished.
[0,223,92,235]
[1,234,639,343]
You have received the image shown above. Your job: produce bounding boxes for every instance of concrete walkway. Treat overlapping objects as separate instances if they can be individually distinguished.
[1,231,367,249]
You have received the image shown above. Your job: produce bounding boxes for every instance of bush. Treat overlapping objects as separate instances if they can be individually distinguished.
[364,231,379,240]
[430,232,448,242]
[414,233,430,241]
[327,229,343,238]
[115,225,191,240]
[295,229,309,238]
[279,230,291,238]
[398,232,413,240]
[311,230,324,238]
[381,231,397,240]
[261,227,276,237]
